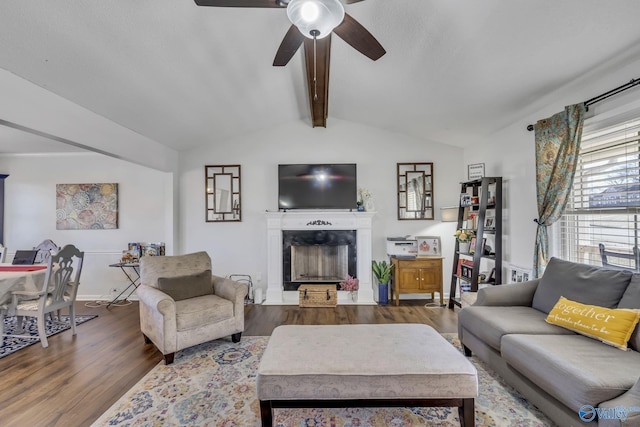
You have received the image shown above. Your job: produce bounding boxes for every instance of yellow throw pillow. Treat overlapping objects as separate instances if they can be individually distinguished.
[546,296,640,351]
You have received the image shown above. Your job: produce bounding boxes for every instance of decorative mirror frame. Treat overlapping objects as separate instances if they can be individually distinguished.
[397,162,434,220]
[205,165,241,222]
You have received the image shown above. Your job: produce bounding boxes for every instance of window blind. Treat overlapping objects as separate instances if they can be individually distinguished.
[557,114,640,268]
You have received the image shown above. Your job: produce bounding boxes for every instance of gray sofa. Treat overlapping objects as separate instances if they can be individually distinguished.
[458,257,640,427]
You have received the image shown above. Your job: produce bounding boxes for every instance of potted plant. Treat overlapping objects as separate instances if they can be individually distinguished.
[372,260,394,305]
[339,274,359,303]
[454,229,475,253]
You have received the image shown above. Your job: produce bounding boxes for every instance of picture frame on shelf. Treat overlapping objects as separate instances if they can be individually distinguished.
[469,237,486,254]
[509,265,531,284]
[486,267,496,284]
[416,236,442,256]
[461,264,473,279]
[467,163,485,180]
[460,193,472,207]
[457,259,473,277]
[484,211,496,230]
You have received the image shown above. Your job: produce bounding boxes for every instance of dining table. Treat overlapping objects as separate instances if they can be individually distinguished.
[0,264,49,312]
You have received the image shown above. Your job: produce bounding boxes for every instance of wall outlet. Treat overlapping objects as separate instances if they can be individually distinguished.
[255,272,262,283]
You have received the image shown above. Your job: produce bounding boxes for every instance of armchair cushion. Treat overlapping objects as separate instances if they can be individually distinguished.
[157,270,212,301]
[175,294,234,331]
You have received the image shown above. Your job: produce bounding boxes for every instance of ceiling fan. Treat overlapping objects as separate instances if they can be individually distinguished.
[193,0,386,127]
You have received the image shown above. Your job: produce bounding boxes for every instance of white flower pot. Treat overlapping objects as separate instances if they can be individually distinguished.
[459,241,470,253]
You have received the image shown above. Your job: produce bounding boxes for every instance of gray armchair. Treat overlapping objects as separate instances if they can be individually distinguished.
[137,251,248,364]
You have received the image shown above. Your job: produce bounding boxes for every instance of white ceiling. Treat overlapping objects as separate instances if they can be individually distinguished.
[1,0,640,154]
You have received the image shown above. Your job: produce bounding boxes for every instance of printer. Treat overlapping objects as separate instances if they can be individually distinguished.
[386,237,418,257]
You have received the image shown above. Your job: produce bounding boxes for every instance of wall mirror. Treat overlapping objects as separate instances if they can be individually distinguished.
[397,162,434,220]
[205,165,241,222]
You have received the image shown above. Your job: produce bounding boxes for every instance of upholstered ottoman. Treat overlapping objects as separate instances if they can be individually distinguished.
[256,324,478,427]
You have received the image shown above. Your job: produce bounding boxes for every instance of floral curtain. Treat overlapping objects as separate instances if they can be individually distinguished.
[533,103,586,278]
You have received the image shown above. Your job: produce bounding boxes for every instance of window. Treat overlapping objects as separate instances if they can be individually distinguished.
[556,112,640,268]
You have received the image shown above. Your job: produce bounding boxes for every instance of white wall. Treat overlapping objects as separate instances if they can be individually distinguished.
[0,152,172,300]
[179,118,465,298]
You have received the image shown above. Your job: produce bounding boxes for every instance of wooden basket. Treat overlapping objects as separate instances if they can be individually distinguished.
[298,284,337,308]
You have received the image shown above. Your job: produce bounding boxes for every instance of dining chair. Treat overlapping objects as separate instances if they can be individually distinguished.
[598,243,640,272]
[33,239,60,264]
[1,244,84,348]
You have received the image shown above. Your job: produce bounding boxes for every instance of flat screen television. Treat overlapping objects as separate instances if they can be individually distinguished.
[278,164,357,210]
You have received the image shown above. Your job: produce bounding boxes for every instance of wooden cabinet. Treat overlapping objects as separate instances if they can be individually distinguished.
[390,257,444,306]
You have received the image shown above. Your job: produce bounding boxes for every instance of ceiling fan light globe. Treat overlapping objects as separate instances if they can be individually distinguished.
[287,0,345,39]
[300,2,319,22]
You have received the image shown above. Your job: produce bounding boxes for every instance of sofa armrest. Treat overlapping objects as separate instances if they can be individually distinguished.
[598,377,640,427]
[474,279,540,307]
[136,284,176,316]
[213,275,248,314]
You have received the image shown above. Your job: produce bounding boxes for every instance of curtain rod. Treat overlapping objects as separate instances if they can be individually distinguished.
[526,77,640,131]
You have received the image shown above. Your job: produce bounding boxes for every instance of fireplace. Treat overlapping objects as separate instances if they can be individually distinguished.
[283,230,357,291]
[266,211,375,304]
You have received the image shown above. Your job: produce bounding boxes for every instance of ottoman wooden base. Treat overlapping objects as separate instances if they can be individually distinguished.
[259,398,474,427]
[257,324,478,427]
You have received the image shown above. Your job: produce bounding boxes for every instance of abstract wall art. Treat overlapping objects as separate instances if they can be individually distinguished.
[56,183,119,230]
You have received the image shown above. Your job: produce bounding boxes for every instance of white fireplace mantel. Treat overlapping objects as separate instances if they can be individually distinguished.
[265,211,376,305]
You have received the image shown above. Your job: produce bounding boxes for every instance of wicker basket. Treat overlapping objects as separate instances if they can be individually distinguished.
[298,284,337,308]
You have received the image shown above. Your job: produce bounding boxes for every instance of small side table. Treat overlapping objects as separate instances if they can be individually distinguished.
[108,263,140,308]
[390,256,444,306]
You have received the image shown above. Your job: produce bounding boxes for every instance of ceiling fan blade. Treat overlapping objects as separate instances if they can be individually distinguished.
[303,36,331,127]
[194,0,285,7]
[333,13,386,61]
[344,0,368,3]
[273,25,305,66]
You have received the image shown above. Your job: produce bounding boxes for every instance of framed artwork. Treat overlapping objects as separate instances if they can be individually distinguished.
[467,163,485,180]
[56,183,118,230]
[509,265,531,284]
[484,211,496,230]
[469,237,486,254]
[416,236,441,256]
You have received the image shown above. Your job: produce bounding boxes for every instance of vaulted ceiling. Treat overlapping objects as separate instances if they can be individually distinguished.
[1,0,640,154]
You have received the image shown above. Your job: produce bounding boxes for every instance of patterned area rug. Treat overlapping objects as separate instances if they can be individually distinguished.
[1,314,98,359]
[92,333,556,426]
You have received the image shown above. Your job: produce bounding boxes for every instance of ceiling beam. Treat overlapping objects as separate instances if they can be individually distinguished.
[303,35,331,127]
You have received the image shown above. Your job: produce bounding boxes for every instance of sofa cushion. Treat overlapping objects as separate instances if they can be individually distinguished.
[175,294,234,331]
[458,306,575,352]
[546,296,640,350]
[157,270,213,301]
[501,334,640,411]
[618,275,640,351]
[531,257,632,314]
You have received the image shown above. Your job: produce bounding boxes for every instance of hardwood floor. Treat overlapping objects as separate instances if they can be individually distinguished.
[0,299,460,427]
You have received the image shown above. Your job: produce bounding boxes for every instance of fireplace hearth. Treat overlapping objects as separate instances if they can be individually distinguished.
[283,230,357,291]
